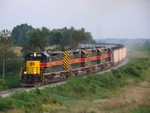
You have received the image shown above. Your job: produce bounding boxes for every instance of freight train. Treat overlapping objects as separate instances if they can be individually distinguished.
[20,44,126,86]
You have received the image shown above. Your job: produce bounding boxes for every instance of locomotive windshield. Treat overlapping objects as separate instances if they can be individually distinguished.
[25,52,48,62]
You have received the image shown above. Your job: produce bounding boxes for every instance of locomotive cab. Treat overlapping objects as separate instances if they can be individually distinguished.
[23,52,45,75]
[20,52,50,86]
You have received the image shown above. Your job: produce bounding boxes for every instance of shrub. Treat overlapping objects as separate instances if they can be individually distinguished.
[0,98,9,110]
[0,79,4,86]
[111,69,123,78]
[131,107,150,113]
[5,75,20,88]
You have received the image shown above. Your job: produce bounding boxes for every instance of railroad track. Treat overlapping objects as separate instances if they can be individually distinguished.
[0,81,66,98]
[0,59,128,98]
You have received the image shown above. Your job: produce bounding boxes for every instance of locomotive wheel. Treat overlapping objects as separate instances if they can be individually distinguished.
[92,67,97,73]
[61,73,67,80]
[34,82,41,87]
[71,71,78,77]
[41,76,48,85]
[71,72,75,77]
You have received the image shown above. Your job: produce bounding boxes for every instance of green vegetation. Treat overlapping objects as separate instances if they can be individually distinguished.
[0,75,20,90]
[11,24,34,45]
[5,75,20,89]
[0,57,149,113]
[131,41,150,53]
[0,58,21,90]
[11,24,95,55]
[131,108,150,113]
[0,30,22,90]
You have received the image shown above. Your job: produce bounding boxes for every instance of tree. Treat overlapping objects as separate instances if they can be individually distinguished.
[142,40,150,51]
[48,27,95,50]
[11,23,34,45]
[49,30,62,45]
[72,28,95,48]
[22,27,50,55]
[0,30,14,83]
[21,26,95,53]
[59,27,72,50]
[85,32,95,43]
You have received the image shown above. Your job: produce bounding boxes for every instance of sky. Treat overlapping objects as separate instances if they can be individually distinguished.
[0,0,150,39]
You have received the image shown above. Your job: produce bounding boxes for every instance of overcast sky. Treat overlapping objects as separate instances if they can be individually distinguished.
[0,0,150,39]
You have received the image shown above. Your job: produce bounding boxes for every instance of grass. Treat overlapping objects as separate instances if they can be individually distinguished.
[130,108,150,113]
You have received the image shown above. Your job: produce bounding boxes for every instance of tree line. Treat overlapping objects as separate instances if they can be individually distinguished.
[11,23,95,55]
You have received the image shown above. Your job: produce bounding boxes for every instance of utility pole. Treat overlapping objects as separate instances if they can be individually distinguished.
[2,57,5,84]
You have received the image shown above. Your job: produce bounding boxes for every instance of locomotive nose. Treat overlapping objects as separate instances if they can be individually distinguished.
[26,61,40,74]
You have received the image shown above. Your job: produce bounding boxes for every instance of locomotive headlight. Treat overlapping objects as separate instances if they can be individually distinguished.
[34,71,37,74]
[24,71,27,74]
[33,53,36,57]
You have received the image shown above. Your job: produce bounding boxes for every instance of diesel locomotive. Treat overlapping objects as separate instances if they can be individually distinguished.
[20,44,126,86]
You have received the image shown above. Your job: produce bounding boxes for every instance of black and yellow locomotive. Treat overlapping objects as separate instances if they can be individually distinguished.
[20,44,125,86]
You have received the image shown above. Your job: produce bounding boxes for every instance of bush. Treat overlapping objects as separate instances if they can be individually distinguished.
[0,57,22,75]
[0,98,9,110]
[0,79,4,86]
[125,67,141,77]
[112,69,123,78]
[131,107,150,113]
[4,75,20,89]
[6,58,22,74]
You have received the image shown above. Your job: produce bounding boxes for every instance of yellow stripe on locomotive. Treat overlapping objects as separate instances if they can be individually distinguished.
[25,61,40,74]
